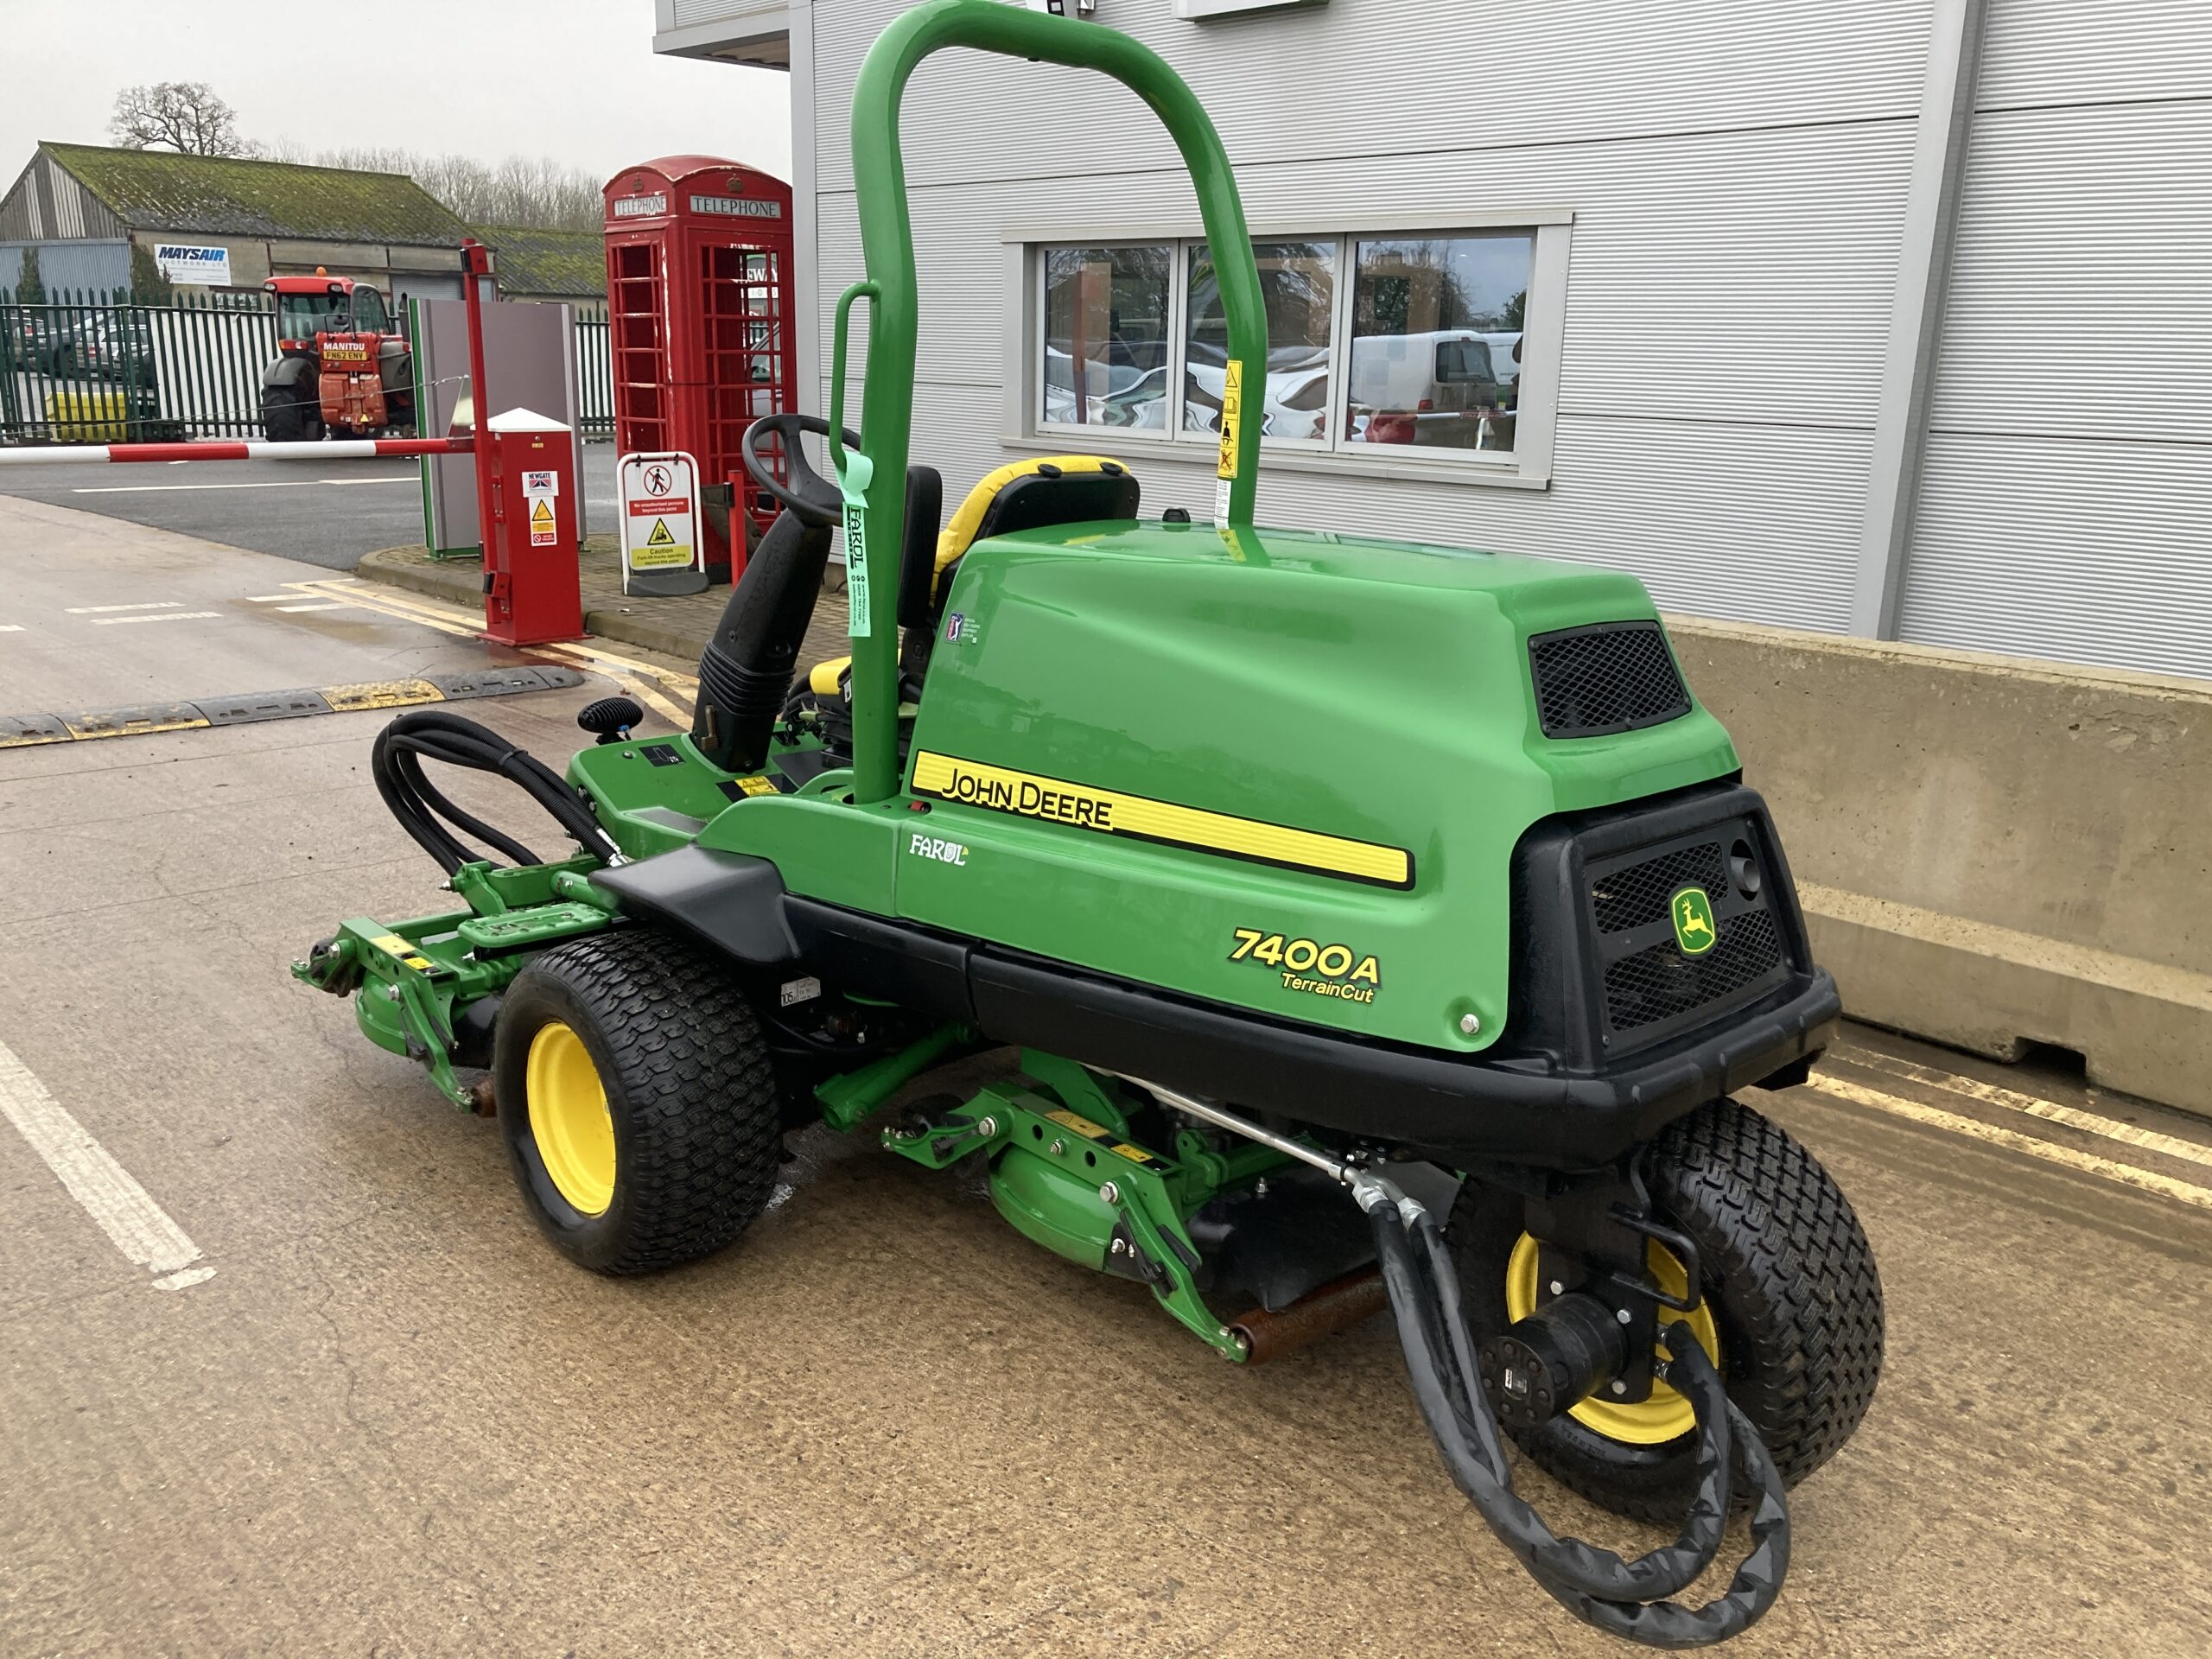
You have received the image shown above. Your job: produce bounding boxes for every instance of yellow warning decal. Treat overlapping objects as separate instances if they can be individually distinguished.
[912,751,1412,888]
[369,933,435,972]
[1217,359,1243,480]
[730,774,778,797]
[644,518,676,547]
[323,678,445,712]
[530,499,555,527]
[1110,1142,1158,1166]
[1045,1107,1112,1141]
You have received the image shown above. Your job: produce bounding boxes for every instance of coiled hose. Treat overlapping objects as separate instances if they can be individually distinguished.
[1357,1181,1791,1649]
[370,709,619,876]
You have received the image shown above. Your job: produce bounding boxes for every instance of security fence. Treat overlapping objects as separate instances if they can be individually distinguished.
[1,288,615,445]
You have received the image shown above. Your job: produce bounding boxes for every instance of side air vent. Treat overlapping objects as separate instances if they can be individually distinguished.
[1528,621,1692,740]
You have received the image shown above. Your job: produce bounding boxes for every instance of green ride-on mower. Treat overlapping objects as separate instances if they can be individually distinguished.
[297,2,1881,1644]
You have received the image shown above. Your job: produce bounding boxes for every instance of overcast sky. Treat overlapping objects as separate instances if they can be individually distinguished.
[2,0,791,184]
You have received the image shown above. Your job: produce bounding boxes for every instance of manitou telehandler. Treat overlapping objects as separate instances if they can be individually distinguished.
[259,270,414,442]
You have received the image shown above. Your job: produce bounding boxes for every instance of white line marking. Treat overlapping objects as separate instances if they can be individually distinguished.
[66,601,186,613]
[0,624,22,632]
[275,602,349,613]
[90,611,221,626]
[1838,1048,2212,1173]
[156,1266,218,1291]
[1808,1073,2212,1213]
[245,594,296,603]
[0,1034,210,1284]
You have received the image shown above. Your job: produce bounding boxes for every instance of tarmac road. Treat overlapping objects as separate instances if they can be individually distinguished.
[3,493,2211,1657]
[0,445,620,570]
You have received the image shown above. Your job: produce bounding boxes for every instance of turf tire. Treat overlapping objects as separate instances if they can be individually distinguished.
[1448,1096,1884,1524]
[494,929,782,1274]
[262,382,322,444]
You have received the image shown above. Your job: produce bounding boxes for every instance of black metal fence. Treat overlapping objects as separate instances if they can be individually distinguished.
[1,287,615,445]
[0,288,277,443]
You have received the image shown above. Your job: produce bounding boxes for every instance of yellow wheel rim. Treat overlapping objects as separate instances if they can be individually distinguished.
[525,1020,616,1217]
[1505,1232,1722,1446]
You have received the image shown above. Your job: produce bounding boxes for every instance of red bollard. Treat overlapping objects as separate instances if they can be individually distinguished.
[480,409,585,647]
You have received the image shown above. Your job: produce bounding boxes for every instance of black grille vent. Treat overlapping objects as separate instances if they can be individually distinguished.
[1529,622,1691,739]
[1604,910,1784,1036]
[1591,841,1726,937]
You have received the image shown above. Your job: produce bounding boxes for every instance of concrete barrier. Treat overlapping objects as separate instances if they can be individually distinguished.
[1669,616,2212,1117]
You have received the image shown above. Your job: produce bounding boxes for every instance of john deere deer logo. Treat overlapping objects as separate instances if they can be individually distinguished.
[1670,887,1718,957]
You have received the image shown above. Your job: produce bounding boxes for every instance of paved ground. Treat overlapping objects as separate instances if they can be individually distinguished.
[5,493,2212,1656]
[0,447,619,571]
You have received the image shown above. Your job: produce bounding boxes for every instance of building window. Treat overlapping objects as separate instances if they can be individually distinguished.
[1030,226,1545,472]
[1349,233,1529,454]
[1040,245,1171,431]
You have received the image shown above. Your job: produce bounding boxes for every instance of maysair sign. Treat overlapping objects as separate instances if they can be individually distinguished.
[154,243,232,286]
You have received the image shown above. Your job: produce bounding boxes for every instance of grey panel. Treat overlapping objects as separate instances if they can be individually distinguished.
[194,689,334,726]
[413,297,582,554]
[425,665,563,700]
[0,713,70,747]
[1978,0,2212,111]
[1897,433,2212,681]
[810,0,1929,193]
[1931,101,2212,444]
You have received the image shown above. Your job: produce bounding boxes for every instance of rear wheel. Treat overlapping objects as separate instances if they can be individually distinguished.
[493,929,784,1274]
[262,381,322,443]
[1448,1097,1884,1523]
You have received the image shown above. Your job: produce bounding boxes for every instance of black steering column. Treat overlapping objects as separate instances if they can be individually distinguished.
[691,414,858,773]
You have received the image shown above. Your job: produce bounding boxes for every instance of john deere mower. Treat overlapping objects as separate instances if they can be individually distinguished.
[297,2,1881,1644]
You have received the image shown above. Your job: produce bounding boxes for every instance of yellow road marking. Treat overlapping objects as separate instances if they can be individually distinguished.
[1837,1048,2212,1173]
[1807,1074,2212,1213]
[292,579,696,728]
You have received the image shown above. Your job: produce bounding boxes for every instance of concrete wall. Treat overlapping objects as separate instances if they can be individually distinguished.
[1671,615,2212,1114]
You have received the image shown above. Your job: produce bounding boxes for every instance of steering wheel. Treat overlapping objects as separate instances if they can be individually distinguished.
[742,413,859,529]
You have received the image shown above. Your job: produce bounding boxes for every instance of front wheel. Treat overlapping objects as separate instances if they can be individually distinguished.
[1448,1097,1884,1523]
[262,382,322,443]
[493,930,785,1274]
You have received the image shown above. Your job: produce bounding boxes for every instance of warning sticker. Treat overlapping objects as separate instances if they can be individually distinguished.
[529,497,556,547]
[1217,359,1243,480]
[1044,1107,1111,1141]
[632,516,690,569]
[617,451,703,591]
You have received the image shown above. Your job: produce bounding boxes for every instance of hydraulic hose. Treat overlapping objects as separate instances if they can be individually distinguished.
[1357,1180,1791,1649]
[369,709,619,877]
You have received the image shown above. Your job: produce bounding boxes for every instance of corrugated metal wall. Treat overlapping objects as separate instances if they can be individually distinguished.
[0,154,124,245]
[808,0,1928,636]
[1897,2,2212,678]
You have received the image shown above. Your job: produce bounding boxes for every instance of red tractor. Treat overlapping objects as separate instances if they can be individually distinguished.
[258,270,415,442]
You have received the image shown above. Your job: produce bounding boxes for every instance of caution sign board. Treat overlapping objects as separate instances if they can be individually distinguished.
[617,450,706,597]
[529,498,557,547]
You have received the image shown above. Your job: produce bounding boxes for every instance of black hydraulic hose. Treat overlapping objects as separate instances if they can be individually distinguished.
[1361,1190,1792,1649]
[1408,1211,1732,1606]
[369,709,619,877]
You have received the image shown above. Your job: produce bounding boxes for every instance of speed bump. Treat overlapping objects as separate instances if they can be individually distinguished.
[0,665,589,749]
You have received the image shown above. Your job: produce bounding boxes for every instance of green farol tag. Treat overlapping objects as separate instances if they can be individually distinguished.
[833,446,876,638]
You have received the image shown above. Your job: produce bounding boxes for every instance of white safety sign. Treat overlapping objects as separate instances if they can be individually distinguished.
[617,450,705,596]
[529,497,557,547]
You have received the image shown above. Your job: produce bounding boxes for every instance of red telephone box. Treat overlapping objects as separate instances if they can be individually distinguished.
[603,156,795,583]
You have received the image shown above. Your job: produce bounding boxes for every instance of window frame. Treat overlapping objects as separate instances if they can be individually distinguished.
[1007,209,1573,492]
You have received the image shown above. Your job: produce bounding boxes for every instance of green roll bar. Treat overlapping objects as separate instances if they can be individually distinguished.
[836,0,1268,804]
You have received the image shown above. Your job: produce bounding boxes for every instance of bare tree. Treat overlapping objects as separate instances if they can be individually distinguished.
[109,82,255,156]
[277,144,602,230]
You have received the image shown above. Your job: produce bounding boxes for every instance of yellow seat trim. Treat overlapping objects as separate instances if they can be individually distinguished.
[807,655,852,696]
[933,454,1129,584]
